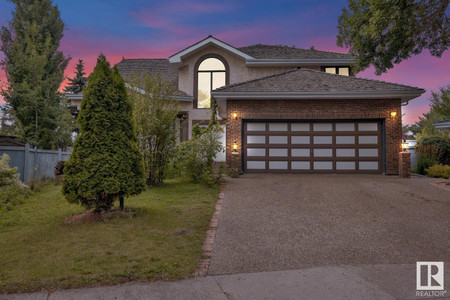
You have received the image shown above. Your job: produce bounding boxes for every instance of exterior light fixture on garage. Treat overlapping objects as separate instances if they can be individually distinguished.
[401,140,409,152]
[390,111,397,118]
[232,140,238,154]
[232,112,238,119]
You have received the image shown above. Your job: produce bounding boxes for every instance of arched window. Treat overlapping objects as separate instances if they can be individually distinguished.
[196,57,227,109]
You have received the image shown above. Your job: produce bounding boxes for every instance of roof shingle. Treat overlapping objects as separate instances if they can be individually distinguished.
[238,44,354,60]
[214,68,424,93]
[117,59,178,85]
[116,59,190,97]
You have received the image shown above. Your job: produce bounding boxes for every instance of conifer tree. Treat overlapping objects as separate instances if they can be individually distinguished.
[63,54,145,212]
[64,59,87,94]
[0,0,71,149]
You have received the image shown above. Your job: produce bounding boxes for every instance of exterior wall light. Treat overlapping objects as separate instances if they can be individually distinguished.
[232,112,238,120]
[401,140,409,152]
[232,140,239,154]
[390,111,397,118]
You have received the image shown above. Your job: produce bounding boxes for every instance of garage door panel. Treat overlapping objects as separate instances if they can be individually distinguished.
[247,135,266,144]
[269,123,288,131]
[313,136,333,144]
[358,123,378,131]
[291,148,310,157]
[336,148,356,157]
[336,123,355,131]
[247,161,266,170]
[336,161,356,170]
[247,123,266,131]
[269,148,288,157]
[291,161,310,170]
[313,123,332,131]
[359,161,379,170]
[313,149,333,157]
[247,148,266,157]
[243,121,382,174]
[291,123,310,131]
[292,136,310,144]
[313,161,333,170]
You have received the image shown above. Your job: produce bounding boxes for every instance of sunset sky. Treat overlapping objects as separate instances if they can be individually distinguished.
[0,0,449,125]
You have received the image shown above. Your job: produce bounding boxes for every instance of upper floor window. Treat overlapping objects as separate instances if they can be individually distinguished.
[197,57,226,109]
[323,67,350,76]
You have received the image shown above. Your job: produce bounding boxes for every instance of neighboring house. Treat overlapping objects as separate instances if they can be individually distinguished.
[433,119,450,135]
[70,35,425,174]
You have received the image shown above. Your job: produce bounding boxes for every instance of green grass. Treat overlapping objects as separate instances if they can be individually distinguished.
[0,178,218,293]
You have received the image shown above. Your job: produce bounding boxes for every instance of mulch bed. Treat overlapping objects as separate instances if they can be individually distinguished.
[65,208,137,224]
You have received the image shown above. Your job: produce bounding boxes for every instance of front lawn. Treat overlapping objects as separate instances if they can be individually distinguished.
[0,178,218,293]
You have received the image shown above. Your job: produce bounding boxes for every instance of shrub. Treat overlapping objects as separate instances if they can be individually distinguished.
[128,73,179,186]
[63,55,145,212]
[172,124,224,186]
[0,154,30,211]
[416,136,450,165]
[414,144,444,175]
[426,164,450,179]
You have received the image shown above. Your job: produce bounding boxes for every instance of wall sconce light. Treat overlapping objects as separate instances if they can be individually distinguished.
[390,111,397,118]
[232,112,238,120]
[232,140,238,154]
[401,140,409,152]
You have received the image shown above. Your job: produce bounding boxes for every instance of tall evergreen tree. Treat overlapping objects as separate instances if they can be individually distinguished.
[63,54,145,212]
[64,59,87,94]
[0,0,71,149]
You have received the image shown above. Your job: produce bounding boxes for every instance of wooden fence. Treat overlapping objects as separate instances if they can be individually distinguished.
[0,144,71,183]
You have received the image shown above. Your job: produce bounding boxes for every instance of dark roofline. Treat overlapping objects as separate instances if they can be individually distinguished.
[239,44,354,58]
[214,68,424,93]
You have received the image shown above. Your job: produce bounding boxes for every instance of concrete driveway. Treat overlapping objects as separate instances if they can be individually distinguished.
[208,174,450,275]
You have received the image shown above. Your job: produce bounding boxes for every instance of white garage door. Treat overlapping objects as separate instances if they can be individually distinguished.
[243,121,383,173]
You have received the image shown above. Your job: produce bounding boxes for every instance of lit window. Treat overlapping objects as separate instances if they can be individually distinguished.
[197,58,226,108]
[325,67,336,74]
[323,67,350,76]
[338,67,349,76]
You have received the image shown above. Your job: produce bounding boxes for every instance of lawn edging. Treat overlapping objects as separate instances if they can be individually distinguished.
[195,182,226,276]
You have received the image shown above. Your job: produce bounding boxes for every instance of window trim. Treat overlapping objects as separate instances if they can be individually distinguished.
[321,66,352,76]
[194,54,230,109]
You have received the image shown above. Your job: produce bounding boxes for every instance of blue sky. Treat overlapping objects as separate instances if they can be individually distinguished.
[0,0,449,124]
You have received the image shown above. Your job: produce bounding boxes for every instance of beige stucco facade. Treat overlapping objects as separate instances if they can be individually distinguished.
[175,44,321,139]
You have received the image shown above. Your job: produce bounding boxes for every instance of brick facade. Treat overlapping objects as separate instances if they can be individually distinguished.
[398,152,411,178]
[226,99,402,175]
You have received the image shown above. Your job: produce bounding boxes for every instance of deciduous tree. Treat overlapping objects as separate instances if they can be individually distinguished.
[337,0,449,74]
[127,73,179,185]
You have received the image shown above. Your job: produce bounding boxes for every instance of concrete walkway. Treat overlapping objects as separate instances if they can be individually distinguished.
[4,264,448,300]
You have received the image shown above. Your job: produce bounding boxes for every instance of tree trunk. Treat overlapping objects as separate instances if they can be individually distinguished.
[120,196,124,211]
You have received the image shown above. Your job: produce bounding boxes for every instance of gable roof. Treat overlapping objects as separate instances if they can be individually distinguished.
[117,59,178,84]
[116,59,191,99]
[433,119,450,128]
[0,136,26,147]
[238,44,353,60]
[212,68,424,102]
[169,36,254,63]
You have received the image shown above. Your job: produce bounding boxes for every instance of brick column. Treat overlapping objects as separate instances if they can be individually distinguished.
[399,152,411,178]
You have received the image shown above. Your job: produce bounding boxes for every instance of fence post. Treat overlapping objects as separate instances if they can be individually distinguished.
[58,148,62,161]
[24,143,30,183]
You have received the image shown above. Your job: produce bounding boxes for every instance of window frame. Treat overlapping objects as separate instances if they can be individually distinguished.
[194,54,229,109]
[321,66,352,76]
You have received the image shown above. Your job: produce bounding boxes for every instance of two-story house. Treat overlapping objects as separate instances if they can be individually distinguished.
[71,35,424,175]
